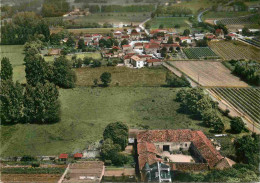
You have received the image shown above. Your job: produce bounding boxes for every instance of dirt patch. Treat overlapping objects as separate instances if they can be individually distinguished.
[168,61,248,87]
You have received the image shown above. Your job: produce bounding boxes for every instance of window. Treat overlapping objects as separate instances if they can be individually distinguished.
[163,145,170,151]
[185,143,187,147]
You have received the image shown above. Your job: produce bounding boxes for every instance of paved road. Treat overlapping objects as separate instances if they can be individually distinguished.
[197,8,210,23]
[139,18,151,36]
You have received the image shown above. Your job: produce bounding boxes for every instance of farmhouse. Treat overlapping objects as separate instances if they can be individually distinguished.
[130,55,145,68]
[180,37,192,44]
[137,129,235,181]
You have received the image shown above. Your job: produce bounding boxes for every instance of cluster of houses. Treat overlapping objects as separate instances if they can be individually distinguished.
[46,26,249,68]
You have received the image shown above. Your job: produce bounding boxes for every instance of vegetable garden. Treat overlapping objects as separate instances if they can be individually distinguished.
[209,88,260,124]
[183,47,219,59]
[216,15,257,25]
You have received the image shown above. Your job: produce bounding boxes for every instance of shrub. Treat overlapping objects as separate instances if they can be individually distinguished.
[230,117,245,134]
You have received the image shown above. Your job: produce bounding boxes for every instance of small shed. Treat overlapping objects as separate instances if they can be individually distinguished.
[74,153,83,160]
[59,153,68,161]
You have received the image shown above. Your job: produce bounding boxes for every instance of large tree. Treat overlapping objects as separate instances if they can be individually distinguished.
[42,0,69,17]
[0,80,23,124]
[1,57,13,81]
[24,53,49,86]
[100,72,112,86]
[103,122,129,150]
[53,56,76,88]
[234,134,260,166]
[23,81,60,124]
[230,117,245,134]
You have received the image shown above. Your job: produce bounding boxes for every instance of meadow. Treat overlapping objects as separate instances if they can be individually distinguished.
[44,52,102,62]
[76,66,167,87]
[149,17,190,30]
[1,87,209,157]
[0,45,26,83]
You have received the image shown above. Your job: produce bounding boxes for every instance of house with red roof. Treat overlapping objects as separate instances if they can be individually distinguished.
[59,153,68,161]
[137,129,235,181]
[147,59,163,67]
[215,29,224,39]
[180,36,192,44]
[122,44,132,53]
[144,43,160,54]
[74,153,83,160]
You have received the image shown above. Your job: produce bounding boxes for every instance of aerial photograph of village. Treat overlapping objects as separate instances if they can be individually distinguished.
[0,0,259,182]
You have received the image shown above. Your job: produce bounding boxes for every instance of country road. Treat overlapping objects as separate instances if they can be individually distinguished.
[139,18,151,36]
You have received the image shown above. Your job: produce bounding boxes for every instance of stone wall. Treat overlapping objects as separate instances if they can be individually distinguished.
[154,141,191,152]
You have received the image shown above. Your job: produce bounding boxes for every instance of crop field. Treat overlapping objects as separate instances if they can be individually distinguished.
[203,11,253,19]
[149,17,190,30]
[209,88,260,124]
[168,61,248,87]
[1,87,214,157]
[1,174,61,183]
[183,47,219,59]
[209,41,260,61]
[76,66,167,87]
[0,45,26,83]
[216,15,258,25]
[240,38,260,48]
[66,12,150,25]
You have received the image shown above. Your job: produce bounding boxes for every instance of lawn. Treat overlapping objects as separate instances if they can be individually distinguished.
[76,66,167,87]
[149,17,190,30]
[0,45,26,83]
[1,87,212,157]
[171,0,215,14]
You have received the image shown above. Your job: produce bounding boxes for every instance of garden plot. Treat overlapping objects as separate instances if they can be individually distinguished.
[183,47,219,59]
[168,61,248,87]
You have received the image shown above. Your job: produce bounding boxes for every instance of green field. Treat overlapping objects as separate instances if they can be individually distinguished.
[67,12,150,25]
[171,0,215,14]
[76,66,167,87]
[0,45,26,83]
[183,47,219,59]
[149,17,190,30]
[1,87,212,157]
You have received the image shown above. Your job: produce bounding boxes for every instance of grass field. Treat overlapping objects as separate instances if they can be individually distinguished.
[168,61,248,87]
[67,12,150,25]
[209,41,260,61]
[76,66,167,87]
[50,27,124,34]
[149,17,190,30]
[0,45,26,83]
[171,0,214,14]
[1,87,214,157]
[44,52,102,62]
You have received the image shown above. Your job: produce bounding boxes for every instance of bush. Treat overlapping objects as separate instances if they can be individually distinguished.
[230,117,245,134]
[21,155,37,162]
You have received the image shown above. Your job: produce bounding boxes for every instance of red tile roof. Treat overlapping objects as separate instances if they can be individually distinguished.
[59,154,68,159]
[180,37,191,40]
[122,45,131,48]
[161,43,179,48]
[137,130,223,169]
[74,153,83,158]
[145,43,160,49]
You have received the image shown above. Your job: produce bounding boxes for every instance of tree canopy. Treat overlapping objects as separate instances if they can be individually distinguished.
[103,122,129,151]
[1,57,13,81]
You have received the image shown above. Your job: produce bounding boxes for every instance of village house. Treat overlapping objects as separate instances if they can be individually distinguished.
[147,59,163,67]
[144,43,160,54]
[122,44,133,53]
[59,153,68,161]
[74,153,83,160]
[136,129,235,181]
[130,55,145,68]
[215,29,225,39]
[180,36,192,44]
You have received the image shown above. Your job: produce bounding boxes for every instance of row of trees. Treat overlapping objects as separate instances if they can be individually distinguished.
[101,122,129,166]
[42,0,70,17]
[231,60,260,86]
[1,57,60,124]
[165,72,190,87]
[176,88,224,133]
[1,12,50,45]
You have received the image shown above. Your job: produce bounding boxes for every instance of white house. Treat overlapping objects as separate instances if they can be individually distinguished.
[180,36,192,44]
[130,55,145,68]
